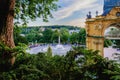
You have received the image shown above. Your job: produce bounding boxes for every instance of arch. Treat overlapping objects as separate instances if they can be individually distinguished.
[86,7,120,56]
[102,22,120,36]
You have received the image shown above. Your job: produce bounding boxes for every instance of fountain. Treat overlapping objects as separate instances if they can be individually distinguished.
[55,36,64,50]
[27,34,71,55]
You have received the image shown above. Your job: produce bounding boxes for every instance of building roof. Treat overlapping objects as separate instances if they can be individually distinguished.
[102,0,120,16]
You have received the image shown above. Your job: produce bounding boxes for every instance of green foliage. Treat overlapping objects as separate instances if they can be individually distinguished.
[42,28,54,43]
[114,40,120,49]
[15,0,58,25]
[21,25,80,32]
[26,30,37,42]
[46,46,52,57]
[51,28,69,43]
[51,29,59,43]
[78,28,86,44]
[69,28,86,44]
[0,46,120,80]
[0,42,27,71]
[70,32,79,43]
[14,26,28,45]
[60,28,69,43]
[20,26,86,44]
[104,39,112,47]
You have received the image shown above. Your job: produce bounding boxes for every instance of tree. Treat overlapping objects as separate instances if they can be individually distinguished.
[60,28,69,44]
[70,32,79,44]
[0,0,15,48]
[14,26,28,45]
[51,29,59,43]
[43,29,53,43]
[51,29,69,44]
[0,0,58,65]
[78,28,86,44]
[104,39,112,47]
[46,46,52,57]
[0,0,58,48]
[26,29,38,42]
[114,40,120,49]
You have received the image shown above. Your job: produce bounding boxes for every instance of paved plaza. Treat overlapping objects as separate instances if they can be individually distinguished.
[27,44,120,61]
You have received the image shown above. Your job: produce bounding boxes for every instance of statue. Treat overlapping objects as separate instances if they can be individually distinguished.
[86,11,92,19]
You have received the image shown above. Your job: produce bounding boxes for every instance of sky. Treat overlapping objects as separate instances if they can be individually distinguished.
[28,0,104,27]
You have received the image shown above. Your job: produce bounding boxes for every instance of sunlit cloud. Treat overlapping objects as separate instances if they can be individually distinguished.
[28,0,104,27]
[54,0,97,20]
[67,18,85,27]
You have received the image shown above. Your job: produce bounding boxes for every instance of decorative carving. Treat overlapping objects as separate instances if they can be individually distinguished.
[94,23,102,30]
[98,23,102,30]
[86,7,120,56]
[94,24,97,30]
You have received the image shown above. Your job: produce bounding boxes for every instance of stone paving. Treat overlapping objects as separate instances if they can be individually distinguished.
[104,47,120,60]
[27,45,120,60]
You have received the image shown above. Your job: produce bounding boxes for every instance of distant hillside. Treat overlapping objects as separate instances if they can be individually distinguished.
[21,25,81,34]
[28,25,80,29]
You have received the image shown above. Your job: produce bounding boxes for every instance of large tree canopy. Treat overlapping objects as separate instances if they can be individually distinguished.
[0,0,58,65]
[0,0,58,48]
[15,0,58,25]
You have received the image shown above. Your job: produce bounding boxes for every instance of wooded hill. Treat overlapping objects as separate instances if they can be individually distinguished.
[21,25,80,34]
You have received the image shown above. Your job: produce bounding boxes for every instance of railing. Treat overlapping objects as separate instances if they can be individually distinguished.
[105,35,120,39]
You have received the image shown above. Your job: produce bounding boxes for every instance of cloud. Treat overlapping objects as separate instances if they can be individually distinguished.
[66,4,103,28]
[54,0,97,20]
[27,0,104,27]
[67,18,85,27]
[28,18,53,26]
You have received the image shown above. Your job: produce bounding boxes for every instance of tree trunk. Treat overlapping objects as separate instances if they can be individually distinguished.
[0,0,15,66]
[0,0,15,48]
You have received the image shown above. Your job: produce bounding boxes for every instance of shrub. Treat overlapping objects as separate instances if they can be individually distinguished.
[0,46,120,80]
